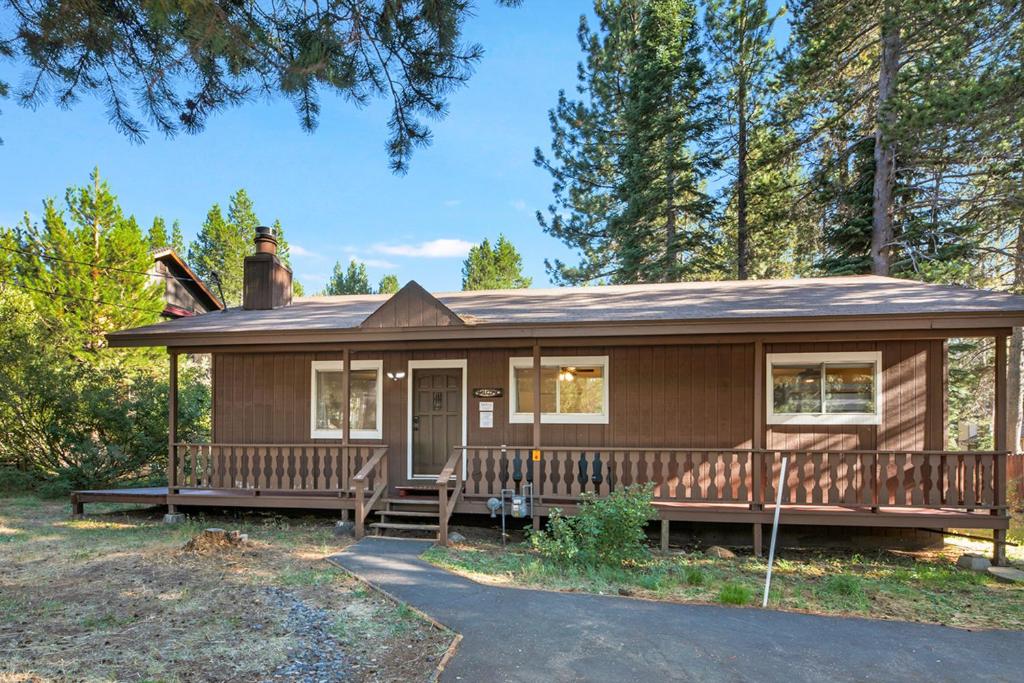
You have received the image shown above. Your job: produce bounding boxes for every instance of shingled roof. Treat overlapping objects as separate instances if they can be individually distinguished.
[107,275,1024,348]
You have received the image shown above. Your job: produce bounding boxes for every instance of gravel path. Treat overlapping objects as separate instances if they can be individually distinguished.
[261,587,350,683]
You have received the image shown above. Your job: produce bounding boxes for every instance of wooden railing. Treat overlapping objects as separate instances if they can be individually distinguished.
[353,447,388,539]
[171,443,385,495]
[437,449,465,546]
[455,446,1008,513]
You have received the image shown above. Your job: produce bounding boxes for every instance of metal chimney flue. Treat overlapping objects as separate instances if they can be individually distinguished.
[254,225,278,255]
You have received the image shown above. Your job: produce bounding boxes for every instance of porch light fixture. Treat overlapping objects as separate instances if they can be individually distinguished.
[386,371,406,381]
[558,367,576,382]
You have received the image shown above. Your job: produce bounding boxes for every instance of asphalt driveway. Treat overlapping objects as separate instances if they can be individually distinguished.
[329,538,1024,682]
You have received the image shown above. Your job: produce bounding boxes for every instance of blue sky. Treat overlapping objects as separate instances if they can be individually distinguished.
[0,2,599,293]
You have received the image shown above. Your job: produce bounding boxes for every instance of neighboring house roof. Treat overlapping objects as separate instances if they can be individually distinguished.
[108,275,1024,348]
[150,248,224,316]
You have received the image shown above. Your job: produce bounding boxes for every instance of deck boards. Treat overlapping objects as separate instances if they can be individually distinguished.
[71,486,1007,532]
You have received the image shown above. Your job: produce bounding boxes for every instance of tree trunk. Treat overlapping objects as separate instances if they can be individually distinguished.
[737,75,750,280]
[665,134,678,282]
[870,13,900,276]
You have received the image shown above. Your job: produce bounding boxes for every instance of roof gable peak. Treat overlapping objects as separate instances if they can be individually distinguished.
[360,280,464,329]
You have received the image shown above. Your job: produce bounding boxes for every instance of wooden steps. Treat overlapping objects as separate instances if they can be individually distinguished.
[371,494,442,539]
[370,522,440,532]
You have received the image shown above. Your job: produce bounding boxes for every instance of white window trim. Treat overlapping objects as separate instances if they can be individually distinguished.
[508,355,610,425]
[766,351,883,426]
[407,359,468,480]
[310,359,384,440]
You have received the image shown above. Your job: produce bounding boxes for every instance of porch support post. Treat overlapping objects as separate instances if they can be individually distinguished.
[342,347,351,446]
[532,341,542,531]
[341,347,351,522]
[660,518,670,553]
[167,351,179,515]
[994,334,1008,565]
[752,340,764,556]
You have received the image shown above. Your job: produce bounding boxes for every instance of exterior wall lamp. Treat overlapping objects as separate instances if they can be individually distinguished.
[386,371,406,381]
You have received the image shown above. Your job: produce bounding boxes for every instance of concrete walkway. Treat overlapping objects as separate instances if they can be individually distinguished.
[329,538,1024,682]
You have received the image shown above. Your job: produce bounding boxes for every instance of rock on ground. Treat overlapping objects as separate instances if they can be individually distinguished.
[987,566,1024,584]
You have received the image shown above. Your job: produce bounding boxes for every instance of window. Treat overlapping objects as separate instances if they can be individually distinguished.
[767,352,882,425]
[310,360,383,439]
[509,356,609,424]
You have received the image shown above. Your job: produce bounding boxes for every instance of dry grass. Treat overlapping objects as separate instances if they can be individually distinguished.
[0,496,452,682]
[423,529,1024,631]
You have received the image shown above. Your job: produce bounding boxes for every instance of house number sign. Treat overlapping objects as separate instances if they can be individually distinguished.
[473,388,503,398]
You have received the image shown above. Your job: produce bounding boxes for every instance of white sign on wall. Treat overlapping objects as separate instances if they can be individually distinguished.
[479,411,494,429]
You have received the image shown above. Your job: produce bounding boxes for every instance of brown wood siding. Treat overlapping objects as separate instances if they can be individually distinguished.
[211,338,942,487]
[764,340,944,451]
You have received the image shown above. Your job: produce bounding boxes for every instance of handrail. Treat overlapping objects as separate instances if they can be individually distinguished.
[455,445,1009,456]
[455,445,1008,514]
[353,446,389,539]
[437,448,465,546]
[173,442,388,448]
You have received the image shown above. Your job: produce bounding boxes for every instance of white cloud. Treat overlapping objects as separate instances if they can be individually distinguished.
[373,238,474,258]
[289,244,316,257]
[510,199,527,211]
[358,257,398,269]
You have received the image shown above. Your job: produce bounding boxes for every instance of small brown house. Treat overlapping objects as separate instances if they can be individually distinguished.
[150,248,223,318]
[83,227,1024,563]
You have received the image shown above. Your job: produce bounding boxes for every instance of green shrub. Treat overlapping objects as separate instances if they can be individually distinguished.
[682,565,707,586]
[529,483,655,566]
[718,583,753,605]
[0,467,39,493]
[823,573,863,598]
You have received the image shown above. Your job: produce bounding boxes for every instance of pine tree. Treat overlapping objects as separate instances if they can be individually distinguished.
[188,203,246,306]
[187,190,301,305]
[147,217,169,250]
[704,0,789,279]
[11,168,164,359]
[170,221,185,254]
[3,0,524,172]
[377,274,401,294]
[785,0,1018,278]
[461,235,533,290]
[535,0,720,285]
[324,260,372,295]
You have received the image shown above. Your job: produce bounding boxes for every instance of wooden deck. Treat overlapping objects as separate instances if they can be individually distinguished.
[72,443,1009,559]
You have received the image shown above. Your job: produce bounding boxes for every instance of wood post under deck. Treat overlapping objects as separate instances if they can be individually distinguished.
[752,340,764,557]
[340,347,351,522]
[167,352,178,515]
[994,334,1008,565]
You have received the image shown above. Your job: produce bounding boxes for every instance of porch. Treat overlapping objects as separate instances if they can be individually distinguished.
[73,443,1009,560]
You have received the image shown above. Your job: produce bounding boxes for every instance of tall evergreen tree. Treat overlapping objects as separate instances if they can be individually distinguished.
[188,190,300,305]
[704,0,791,279]
[785,0,1020,278]
[147,217,169,250]
[536,0,720,285]
[324,260,372,295]
[11,168,164,359]
[461,235,532,290]
[377,274,401,294]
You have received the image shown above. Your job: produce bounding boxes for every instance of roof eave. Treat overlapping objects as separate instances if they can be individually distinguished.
[105,311,1024,349]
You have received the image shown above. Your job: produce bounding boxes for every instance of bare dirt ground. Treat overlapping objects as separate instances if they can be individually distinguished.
[0,496,452,682]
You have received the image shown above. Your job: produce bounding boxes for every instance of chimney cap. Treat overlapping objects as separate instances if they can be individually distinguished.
[253,225,278,255]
